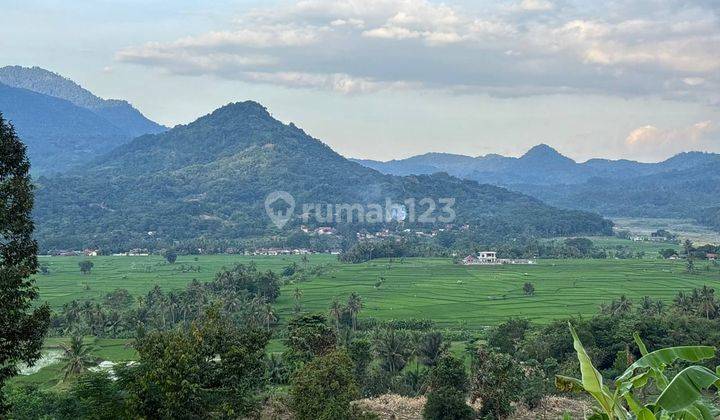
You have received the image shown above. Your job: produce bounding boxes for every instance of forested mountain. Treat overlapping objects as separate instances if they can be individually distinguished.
[354,146,720,230]
[0,66,165,137]
[0,83,130,174]
[33,102,611,252]
[0,66,166,174]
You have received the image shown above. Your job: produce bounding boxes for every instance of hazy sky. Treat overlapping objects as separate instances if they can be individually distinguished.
[2,0,719,162]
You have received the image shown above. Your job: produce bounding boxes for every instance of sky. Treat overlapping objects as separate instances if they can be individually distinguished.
[1,0,719,162]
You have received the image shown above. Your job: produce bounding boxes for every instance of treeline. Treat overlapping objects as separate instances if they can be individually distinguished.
[50,263,281,338]
[341,236,651,264]
[9,283,720,419]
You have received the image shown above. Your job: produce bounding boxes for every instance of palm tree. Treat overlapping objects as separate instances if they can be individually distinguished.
[293,287,303,314]
[329,298,343,332]
[375,328,411,374]
[418,331,447,367]
[346,292,362,332]
[262,303,277,331]
[612,295,633,316]
[673,291,694,315]
[699,285,717,319]
[60,336,96,381]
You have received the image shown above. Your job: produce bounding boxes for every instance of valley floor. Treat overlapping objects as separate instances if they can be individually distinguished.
[37,252,720,328]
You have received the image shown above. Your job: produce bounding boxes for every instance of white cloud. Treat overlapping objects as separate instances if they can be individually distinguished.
[115,0,720,103]
[519,0,554,11]
[625,120,719,159]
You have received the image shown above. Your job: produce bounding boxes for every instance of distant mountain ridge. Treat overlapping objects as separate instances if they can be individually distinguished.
[33,102,612,251]
[0,66,166,174]
[353,146,720,231]
[0,66,165,137]
[352,145,720,185]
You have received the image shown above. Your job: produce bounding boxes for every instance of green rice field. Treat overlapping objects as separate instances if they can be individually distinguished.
[36,252,720,329]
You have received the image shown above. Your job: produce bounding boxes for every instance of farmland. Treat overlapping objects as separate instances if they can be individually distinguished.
[36,252,720,329]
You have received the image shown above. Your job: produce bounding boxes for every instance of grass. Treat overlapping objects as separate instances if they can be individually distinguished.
[35,253,720,329]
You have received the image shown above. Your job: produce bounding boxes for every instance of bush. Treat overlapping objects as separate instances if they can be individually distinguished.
[290,350,360,420]
[423,387,474,420]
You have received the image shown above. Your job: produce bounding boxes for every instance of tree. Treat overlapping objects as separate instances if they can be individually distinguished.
[487,318,531,354]
[686,257,696,274]
[79,260,94,275]
[699,285,717,319]
[659,248,678,259]
[262,302,278,330]
[71,371,129,418]
[122,307,270,418]
[523,282,535,296]
[290,350,360,420]
[284,313,337,365]
[418,331,448,368]
[346,292,363,331]
[375,328,411,374]
[293,287,303,314]
[60,336,97,381]
[424,354,474,420]
[683,239,694,256]
[470,348,524,419]
[0,114,50,412]
[423,387,474,420]
[329,298,344,332]
[163,250,177,264]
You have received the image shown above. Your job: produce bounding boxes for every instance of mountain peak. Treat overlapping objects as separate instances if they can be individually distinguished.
[520,144,575,164]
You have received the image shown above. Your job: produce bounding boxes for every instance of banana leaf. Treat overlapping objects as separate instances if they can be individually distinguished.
[617,346,716,383]
[568,322,622,418]
[655,366,720,413]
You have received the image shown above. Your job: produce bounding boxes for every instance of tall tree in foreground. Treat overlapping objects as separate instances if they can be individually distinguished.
[0,114,50,412]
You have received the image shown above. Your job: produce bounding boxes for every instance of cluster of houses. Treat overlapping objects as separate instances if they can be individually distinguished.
[248,248,341,256]
[461,251,535,266]
[300,226,337,235]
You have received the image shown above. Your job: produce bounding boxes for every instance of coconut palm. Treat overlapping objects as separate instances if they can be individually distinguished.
[418,331,447,367]
[60,336,96,381]
[673,291,694,315]
[375,328,411,374]
[346,292,362,331]
[699,285,717,319]
[329,298,343,332]
[262,303,278,331]
[612,295,633,316]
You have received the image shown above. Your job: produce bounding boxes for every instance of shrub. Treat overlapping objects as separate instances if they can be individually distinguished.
[290,349,360,420]
[423,387,474,420]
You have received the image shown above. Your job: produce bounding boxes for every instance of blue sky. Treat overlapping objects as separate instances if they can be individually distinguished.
[2,0,719,161]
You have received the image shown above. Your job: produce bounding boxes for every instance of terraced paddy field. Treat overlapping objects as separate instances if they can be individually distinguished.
[36,254,720,329]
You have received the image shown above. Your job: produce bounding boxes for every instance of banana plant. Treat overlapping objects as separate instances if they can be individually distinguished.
[556,322,720,419]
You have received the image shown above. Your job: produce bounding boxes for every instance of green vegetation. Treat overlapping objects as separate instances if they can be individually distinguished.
[31,254,720,329]
[34,101,611,253]
[0,113,50,414]
[559,324,720,419]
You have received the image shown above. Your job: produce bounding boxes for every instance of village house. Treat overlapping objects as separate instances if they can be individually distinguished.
[461,251,534,266]
[707,253,718,261]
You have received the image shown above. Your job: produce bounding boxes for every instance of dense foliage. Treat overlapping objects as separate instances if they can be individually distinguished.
[33,101,611,252]
[0,114,50,413]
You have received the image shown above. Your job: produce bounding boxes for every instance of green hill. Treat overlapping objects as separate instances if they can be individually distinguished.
[33,102,612,252]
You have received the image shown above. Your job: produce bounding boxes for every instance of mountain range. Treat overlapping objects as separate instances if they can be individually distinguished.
[32,102,611,252]
[0,66,165,173]
[353,144,720,185]
[354,146,720,230]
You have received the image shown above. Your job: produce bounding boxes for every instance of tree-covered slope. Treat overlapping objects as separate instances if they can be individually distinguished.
[33,102,611,251]
[0,66,165,138]
[0,83,129,174]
